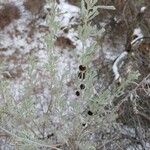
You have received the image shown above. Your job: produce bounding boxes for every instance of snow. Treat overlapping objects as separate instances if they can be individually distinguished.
[133,28,143,38]
[0,1,40,56]
[140,6,146,13]
[10,79,25,101]
[131,27,143,46]
[36,50,48,64]
[1,49,15,56]
[57,0,80,27]
[1,0,85,114]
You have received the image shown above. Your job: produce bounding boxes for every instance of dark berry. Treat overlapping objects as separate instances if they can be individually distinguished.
[79,65,86,71]
[47,133,54,139]
[87,110,93,116]
[78,72,82,79]
[82,123,86,126]
[80,84,85,90]
[78,72,86,80]
[133,35,138,40]
[75,91,80,96]
[64,28,69,33]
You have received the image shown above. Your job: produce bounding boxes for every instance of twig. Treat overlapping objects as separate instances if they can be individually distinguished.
[0,126,62,150]
[135,111,150,122]
[98,5,116,10]
[131,36,150,46]
[112,35,150,82]
[116,73,150,111]
[112,51,128,82]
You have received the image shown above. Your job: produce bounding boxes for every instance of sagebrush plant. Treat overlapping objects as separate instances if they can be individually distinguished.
[0,0,140,150]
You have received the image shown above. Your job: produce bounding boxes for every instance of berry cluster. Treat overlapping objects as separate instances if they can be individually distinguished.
[75,65,86,96]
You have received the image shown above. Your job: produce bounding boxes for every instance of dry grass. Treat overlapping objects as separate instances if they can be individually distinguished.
[23,0,45,15]
[0,3,20,29]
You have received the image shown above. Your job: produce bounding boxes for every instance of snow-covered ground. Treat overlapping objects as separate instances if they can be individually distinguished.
[0,0,124,101]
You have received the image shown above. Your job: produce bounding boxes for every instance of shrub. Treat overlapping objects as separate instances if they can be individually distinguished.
[0,0,148,150]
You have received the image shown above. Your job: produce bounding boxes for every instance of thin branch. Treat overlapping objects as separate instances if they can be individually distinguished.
[135,111,150,122]
[112,51,128,81]
[116,73,150,111]
[98,5,116,10]
[131,36,150,46]
[112,35,150,82]
[0,126,62,150]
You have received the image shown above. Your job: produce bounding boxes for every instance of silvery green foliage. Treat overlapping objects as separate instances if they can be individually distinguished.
[0,0,140,150]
